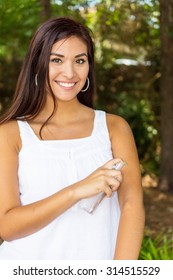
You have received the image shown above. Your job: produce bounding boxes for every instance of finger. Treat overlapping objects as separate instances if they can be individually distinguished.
[111,184,120,192]
[107,175,123,191]
[107,176,121,189]
[111,179,121,192]
[115,177,120,183]
[104,185,112,197]
[114,172,123,183]
[104,169,122,178]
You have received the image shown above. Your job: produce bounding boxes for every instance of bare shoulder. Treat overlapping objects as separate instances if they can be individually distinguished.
[106,113,139,167]
[0,119,19,138]
[106,113,133,140]
[0,120,21,152]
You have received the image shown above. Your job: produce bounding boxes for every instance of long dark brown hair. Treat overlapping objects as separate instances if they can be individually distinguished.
[0,17,95,134]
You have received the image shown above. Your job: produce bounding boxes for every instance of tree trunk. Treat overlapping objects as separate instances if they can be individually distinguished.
[159,0,173,191]
[39,0,51,22]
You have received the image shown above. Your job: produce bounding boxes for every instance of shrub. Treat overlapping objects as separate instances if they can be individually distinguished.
[139,234,173,260]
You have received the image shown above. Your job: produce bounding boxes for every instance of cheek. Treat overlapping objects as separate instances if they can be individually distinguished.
[49,65,58,79]
[81,64,89,77]
[49,69,55,79]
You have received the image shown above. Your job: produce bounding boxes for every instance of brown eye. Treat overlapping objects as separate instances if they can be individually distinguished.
[76,59,86,64]
[50,58,62,64]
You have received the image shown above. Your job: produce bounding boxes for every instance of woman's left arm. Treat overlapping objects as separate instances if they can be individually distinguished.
[107,114,145,260]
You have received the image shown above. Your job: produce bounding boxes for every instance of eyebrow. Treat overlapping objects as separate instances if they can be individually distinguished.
[50,52,88,58]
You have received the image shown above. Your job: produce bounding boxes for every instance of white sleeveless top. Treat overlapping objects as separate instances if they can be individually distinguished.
[0,110,120,260]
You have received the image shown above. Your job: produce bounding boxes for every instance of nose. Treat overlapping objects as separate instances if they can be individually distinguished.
[63,61,75,79]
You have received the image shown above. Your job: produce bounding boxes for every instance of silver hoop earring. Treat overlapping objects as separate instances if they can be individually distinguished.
[81,77,90,92]
[35,74,38,86]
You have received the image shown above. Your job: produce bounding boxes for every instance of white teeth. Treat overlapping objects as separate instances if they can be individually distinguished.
[59,82,75,88]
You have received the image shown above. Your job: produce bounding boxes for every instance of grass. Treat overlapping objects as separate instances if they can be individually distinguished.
[139,233,173,260]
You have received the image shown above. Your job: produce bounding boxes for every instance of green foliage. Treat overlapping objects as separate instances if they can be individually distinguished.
[95,62,160,174]
[84,0,160,64]
[0,0,41,58]
[139,234,173,260]
[0,0,161,176]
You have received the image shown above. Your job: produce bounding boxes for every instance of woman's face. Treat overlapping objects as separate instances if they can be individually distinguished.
[48,35,89,102]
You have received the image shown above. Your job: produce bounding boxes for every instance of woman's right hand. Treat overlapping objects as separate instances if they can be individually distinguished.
[73,158,123,201]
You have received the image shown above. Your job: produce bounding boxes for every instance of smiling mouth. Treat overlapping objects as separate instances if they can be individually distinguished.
[57,82,76,88]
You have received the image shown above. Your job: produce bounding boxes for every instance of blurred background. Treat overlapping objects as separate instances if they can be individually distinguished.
[0,0,173,259]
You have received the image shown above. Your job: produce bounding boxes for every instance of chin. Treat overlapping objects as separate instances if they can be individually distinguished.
[55,95,78,102]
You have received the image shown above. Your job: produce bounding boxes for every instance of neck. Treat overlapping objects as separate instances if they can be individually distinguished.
[37,95,86,123]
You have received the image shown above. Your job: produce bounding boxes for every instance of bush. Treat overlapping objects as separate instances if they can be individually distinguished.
[139,234,173,260]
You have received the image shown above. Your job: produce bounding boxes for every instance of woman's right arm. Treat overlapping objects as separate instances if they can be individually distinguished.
[0,121,122,241]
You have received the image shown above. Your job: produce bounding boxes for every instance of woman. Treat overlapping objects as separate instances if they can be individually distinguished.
[0,17,145,259]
